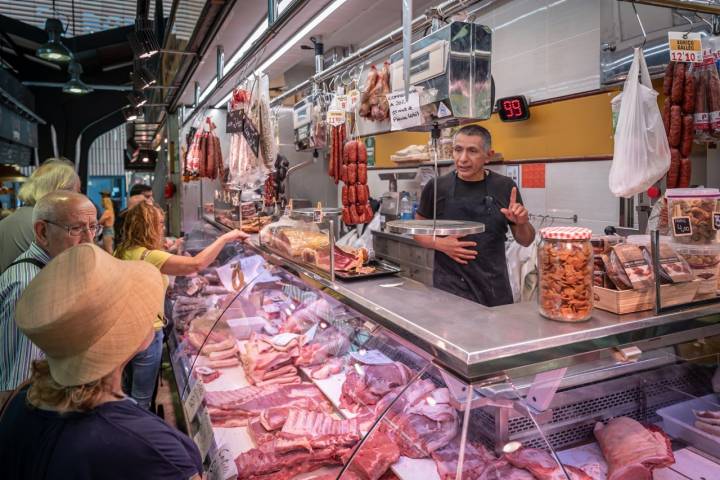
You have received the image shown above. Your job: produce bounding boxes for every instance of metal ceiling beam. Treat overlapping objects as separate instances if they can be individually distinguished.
[618,0,720,15]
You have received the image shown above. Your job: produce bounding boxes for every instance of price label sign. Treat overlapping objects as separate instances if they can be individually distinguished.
[327,108,346,126]
[208,445,237,480]
[714,212,720,231]
[194,407,215,460]
[242,116,260,157]
[335,94,348,111]
[669,32,703,63]
[225,109,245,134]
[183,377,205,421]
[672,216,693,237]
[387,89,422,131]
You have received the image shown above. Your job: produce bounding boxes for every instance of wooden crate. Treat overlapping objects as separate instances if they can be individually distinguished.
[593,281,700,315]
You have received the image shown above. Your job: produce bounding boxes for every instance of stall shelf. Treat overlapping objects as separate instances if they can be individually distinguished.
[164,219,720,479]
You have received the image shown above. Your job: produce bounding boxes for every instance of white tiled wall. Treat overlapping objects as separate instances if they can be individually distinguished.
[477,0,602,101]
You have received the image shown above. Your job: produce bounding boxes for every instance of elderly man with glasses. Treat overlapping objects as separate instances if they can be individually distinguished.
[0,191,99,390]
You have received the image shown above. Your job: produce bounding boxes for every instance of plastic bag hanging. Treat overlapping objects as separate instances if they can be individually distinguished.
[609,48,671,198]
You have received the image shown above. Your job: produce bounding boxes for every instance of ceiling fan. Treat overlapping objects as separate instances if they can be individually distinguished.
[23,61,132,94]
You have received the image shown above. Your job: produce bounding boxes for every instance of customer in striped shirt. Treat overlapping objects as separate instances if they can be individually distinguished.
[0,190,99,391]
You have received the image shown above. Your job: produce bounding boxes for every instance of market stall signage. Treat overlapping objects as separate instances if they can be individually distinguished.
[668,32,703,63]
[327,108,346,126]
[496,95,530,122]
[387,89,421,131]
[208,444,238,480]
[672,216,693,236]
[243,116,260,157]
[183,377,206,421]
[226,109,244,134]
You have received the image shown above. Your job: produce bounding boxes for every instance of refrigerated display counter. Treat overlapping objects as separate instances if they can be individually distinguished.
[165,219,720,479]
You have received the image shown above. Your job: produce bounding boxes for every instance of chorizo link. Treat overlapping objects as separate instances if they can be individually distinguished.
[341,185,349,206]
[347,164,357,184]
[663,61,675,97]
[357,142,367,164]
[364,203,374,222]
[348,185,357,204]
[681,115,694,157]
[358,163,368,185]
[671,62,685,105]
[667,148,681,188]
[678,157,691,188]
[669,105,682,147]
[682,68,696,114]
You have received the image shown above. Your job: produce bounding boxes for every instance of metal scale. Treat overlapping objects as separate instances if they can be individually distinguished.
[385,19,493,236]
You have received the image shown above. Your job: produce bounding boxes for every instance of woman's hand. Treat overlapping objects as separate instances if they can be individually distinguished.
[221,229,250,244]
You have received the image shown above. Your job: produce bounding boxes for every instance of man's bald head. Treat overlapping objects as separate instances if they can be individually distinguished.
[32,191,98,259]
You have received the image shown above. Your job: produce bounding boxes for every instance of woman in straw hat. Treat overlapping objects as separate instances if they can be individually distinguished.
[115,201,247,409]
[0,244,202,479]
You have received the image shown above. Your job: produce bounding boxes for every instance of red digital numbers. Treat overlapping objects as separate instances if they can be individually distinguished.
[497,96,529,121]
[502,99,524,118]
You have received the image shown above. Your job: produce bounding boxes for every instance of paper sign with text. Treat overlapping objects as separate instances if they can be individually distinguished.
[669,32,703,63]
[387,89,422,131]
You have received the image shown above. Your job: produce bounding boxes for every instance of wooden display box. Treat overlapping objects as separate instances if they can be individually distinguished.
[593,281,700,315]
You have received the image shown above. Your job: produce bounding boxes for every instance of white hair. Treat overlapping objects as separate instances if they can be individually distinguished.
[18,158,80,205]
[32,191,92,224]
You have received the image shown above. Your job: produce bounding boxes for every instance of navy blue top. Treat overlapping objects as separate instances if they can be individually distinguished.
[0,390,202,479]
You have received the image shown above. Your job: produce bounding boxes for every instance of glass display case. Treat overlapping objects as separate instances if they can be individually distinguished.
[166,224,720,479]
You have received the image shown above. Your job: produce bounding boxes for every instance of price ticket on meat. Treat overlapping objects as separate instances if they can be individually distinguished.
[668,32,703,63]
[194,407,215,460]
[183,377,206,421]
[387,89,421,131]
[208,444,238,480]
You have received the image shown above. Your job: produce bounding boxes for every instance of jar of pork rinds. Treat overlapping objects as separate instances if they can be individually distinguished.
[538,227,594,322]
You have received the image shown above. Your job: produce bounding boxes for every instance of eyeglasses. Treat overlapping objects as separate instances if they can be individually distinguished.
[45,220,103,237]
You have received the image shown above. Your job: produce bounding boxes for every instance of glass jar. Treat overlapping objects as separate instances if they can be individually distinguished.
[538,227,594,322]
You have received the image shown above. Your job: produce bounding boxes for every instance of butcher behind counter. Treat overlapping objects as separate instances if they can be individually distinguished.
[414,125,535,307]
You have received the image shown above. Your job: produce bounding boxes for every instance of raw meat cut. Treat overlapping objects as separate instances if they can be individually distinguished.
[248,419,276,446]
[205,383,330,425]
[340,362,412,411]
[311,357,345,379]
[430,438,496,480]
[594,417,674,480]
[281,298,332,334]
[235,442,349,479]
[296,327,350,367]
[260,407,291,430]
[505,448,592,480]
[276,409,361,452]
[341,430,400,480]
[241,333,301,386]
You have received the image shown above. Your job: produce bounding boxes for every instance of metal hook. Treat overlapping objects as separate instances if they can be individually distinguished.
[632,2,647,49]
[693,12,712,30]
[672,9,694,39]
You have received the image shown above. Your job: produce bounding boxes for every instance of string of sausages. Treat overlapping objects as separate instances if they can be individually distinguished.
[328,124,345,185]
[662,61,695,188]
[340,140,372,225]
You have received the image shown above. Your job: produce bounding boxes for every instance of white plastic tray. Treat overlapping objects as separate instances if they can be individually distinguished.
[657,394,720,459]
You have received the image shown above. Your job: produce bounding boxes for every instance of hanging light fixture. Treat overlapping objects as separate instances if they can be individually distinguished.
[62,61,92,94]
[122,105,140,121]
[37,18,72,62]
[131,65,157,90]
[127,90,147,108]
[127,17,160,60]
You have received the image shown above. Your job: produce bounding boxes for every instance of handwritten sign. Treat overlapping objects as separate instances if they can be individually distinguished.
[669,32,703,63]
[208,444,238,480]
[243,115,260,157]
[226,109,244,133]
[387,89,421,131]
[183,377,205,421]
[327,108,346,126]
[672,216,693,237]
[714,212,720,231]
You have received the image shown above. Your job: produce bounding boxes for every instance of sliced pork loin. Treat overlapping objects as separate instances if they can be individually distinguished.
[594,417,675,480]
[505,448,592,480]
[340,361,413,411]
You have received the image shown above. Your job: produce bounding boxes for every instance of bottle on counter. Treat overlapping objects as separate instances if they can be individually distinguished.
[400,192,413,220]
[538,226,594,322]
[411,192,418,219]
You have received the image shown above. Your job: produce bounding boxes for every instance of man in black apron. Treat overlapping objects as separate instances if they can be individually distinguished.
[415,125,535,306]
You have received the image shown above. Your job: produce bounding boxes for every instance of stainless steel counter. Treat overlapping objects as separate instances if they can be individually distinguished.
[204,215,720,381]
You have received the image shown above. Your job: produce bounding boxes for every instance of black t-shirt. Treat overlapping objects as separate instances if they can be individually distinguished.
[416,170,523,224]
[0,390,203,480]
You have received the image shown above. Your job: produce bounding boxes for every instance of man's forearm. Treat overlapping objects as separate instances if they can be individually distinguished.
[510,223,536,247]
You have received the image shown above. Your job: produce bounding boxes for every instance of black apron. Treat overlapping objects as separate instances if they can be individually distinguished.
[432,172,513,307]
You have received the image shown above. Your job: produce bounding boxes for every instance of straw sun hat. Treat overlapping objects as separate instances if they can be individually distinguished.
[15,243,164,386]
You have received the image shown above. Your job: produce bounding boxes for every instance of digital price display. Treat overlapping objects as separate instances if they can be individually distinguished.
[496,95,530,122]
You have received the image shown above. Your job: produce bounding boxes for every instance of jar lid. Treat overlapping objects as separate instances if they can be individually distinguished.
[540,226,592,240]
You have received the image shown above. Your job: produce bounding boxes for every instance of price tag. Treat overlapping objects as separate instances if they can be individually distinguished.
[387,89,422,131]
[194,407,215,460]
[242,116,260,157]
[714,212,720,231]
[208,444,237,480]
[225,109,245,133]
[350,348,394,365]
[672,216,693,237]
[183,377,205,420]
[327,108,346,126]
[335,94,348,111]
[669,32,703,63]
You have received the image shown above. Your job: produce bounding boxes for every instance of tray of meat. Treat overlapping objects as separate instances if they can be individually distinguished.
[657,394,720,459]
[333,258,402,281]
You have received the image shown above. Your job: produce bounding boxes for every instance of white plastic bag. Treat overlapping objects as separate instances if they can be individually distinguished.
[609,48,670,198]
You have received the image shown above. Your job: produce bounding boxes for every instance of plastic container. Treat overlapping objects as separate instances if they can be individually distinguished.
[400,192,413,220]
[666,188,720,245]
[227,316,267,340]
[657,394,720,459]
[538,227,594,322]
[672,242,720,297]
